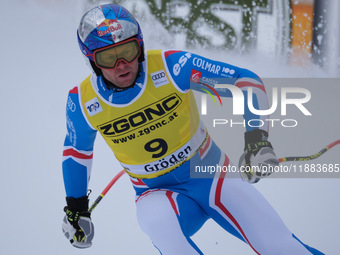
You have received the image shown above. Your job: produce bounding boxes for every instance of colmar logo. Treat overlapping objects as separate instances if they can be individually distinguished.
[97,19,122,37]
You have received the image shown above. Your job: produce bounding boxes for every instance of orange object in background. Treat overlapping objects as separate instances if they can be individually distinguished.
[290,0,314,66]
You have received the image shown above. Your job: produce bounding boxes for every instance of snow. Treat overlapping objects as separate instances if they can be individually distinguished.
[1,1,339,254]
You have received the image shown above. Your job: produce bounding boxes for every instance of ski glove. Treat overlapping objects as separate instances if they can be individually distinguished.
[62,196,94,248]
[238,129,279,183]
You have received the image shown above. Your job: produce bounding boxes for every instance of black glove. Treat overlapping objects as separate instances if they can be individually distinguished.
[238,129,279,183]
[62,196,94,248]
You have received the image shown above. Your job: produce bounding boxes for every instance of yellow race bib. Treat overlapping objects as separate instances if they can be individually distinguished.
[79,50,205,178]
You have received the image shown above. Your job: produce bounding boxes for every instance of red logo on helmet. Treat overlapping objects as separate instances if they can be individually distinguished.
[190,69,202,83]
[97,19,122,37]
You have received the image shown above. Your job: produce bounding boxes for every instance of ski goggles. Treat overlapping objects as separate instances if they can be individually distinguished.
[93,38,141,69]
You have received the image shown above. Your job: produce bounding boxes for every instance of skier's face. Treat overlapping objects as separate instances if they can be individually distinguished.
[101,59,139,88]
[93,38,141,88]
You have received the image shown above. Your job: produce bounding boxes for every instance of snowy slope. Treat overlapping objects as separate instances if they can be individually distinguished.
[1,1,339,254]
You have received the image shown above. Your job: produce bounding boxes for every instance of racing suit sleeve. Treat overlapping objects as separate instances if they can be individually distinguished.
[163,50,269,132]
[62,86,97,198]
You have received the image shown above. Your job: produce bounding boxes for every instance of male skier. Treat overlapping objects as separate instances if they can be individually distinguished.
[62,3,323,254]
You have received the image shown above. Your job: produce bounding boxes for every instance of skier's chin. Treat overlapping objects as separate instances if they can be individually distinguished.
[115,72,135,88]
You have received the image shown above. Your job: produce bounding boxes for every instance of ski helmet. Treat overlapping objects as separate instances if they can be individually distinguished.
[77,4,144,74]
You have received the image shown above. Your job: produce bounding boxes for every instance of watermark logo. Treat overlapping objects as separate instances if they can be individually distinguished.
[201,85,311,116]
[199,83,223,113]
[200,83,312,128]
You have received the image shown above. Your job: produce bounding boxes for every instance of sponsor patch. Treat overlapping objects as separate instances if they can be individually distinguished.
[85,97,103,117]
[151,70,169,87]
[190,69,202,83]
[97,19,122,38]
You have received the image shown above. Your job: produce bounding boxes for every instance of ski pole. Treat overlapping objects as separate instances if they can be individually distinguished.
[88,169,126,213]
[88,140,339,212]
[278,139,340,162]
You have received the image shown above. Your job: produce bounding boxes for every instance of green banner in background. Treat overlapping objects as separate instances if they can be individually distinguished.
[85,0,290,54]
[146,0,272,51]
